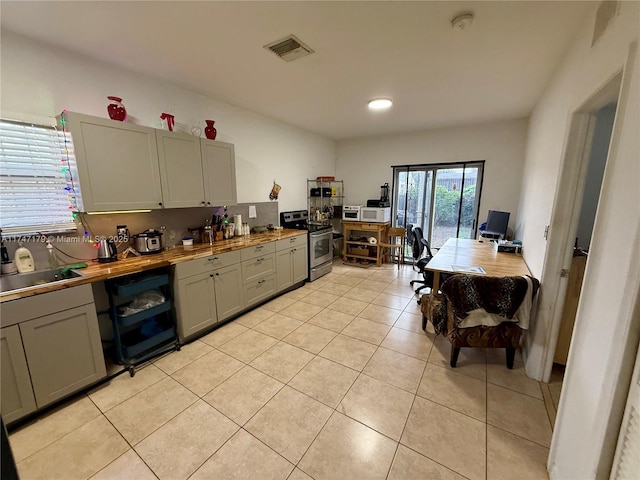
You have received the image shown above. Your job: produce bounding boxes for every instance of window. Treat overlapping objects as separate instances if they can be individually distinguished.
[393,161,484,249]
[0,119,81,235]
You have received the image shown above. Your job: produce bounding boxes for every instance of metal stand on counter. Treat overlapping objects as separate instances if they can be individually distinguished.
[106,271,179,377]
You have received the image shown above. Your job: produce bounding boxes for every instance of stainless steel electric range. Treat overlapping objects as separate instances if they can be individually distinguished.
[280,210,333,281]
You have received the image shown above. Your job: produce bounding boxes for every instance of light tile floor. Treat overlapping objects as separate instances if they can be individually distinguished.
[9,261,552,480]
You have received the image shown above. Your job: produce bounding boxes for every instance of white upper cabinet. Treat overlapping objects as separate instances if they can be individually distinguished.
[156,130,206,208]
[202,139,237,206]
[59,112,237,211]
[59,112,163,211]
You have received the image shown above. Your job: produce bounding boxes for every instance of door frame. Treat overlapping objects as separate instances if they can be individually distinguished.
[523,69,623,383]
[391,161,484,246]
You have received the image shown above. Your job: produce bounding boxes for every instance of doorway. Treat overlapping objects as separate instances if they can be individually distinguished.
[547,100,618,420]
[392,161,484,250]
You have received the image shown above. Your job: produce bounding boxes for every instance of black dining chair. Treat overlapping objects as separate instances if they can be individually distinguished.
[409,226,435,294]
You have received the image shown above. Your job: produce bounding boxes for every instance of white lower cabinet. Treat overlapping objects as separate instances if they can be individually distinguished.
[241,251,276,307]
[173,251,245,341]
[214,264,245,321]
[0,285,106,423]
[1,325,37,424]
[245,276,277,306]
[173,272,217,341]
[276,235,308,291]
[173,235,307,341]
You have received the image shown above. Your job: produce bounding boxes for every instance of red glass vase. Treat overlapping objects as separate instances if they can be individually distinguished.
[107,96,127,121]
[204,120,217,140]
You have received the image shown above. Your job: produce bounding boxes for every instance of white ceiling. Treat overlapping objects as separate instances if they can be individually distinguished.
[0,1,593,140]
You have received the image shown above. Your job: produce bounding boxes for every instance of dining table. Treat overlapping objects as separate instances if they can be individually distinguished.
[425,238,531,292]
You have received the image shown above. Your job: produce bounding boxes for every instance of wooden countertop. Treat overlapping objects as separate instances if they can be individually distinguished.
[0,229,306,303]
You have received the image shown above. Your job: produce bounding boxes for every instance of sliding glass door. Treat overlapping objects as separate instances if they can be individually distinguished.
[393,162,484,249]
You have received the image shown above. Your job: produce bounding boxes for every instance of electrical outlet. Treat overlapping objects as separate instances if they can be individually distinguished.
[544,225,549,240]
[249,205,257,218]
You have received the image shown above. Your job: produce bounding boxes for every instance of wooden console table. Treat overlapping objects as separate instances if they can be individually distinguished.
[342,221,390,267]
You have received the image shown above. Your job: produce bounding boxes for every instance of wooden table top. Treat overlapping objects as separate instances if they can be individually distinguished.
[426,238,530,278]
[0,229,307,303]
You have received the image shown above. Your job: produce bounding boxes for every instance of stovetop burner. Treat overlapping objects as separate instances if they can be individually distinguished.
[280,210,333,233]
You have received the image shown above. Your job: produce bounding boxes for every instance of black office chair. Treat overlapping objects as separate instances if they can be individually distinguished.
[409,226,435,294]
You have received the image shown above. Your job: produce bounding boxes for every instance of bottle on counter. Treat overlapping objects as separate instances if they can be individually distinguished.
[159,225,167,250]
[46,240,58,269]
[204,218,214,245]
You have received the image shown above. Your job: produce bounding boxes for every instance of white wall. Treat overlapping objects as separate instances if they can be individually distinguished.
[575,102,615,250]
[336,119,528,234]
[0,32,336,213]
[515,2,639,478]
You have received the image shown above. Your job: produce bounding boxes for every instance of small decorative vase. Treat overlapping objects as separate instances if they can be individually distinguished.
[107,96,127,121]
[204,120,217,140]
[160,113,175,132]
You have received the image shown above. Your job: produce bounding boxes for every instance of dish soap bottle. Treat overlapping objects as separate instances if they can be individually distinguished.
[14,243,35,273]
[47,240,58,269]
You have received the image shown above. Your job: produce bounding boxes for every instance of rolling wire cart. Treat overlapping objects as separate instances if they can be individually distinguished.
[106,270,180,377]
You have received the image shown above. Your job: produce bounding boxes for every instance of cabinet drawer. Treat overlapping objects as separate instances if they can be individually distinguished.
[174,250,241,279]
[241,254,275,284]
[1,284,94,327]
[276,234,307,252]
[244,275,276,307]
[240,242,275,261]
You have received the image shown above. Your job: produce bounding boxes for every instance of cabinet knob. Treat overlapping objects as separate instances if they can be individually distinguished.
[158,202,163,207]
[215,272,220,276]
[291,248,296,253]
[207,202,211,205]
[208,257,219,261]
[210,274,214,278]
[258,280,265,285]
[201,201,206,205]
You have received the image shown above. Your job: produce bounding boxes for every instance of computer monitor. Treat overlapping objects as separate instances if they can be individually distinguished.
[484,210,510,238]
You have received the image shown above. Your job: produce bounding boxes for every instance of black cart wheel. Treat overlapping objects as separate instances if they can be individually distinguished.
[128,365,135,377]
[176,343,181,351]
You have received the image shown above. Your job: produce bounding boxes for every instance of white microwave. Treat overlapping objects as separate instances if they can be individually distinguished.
[342,205,362,221]
[360,206,391,223]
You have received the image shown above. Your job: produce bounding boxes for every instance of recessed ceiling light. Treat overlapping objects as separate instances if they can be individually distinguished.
[368,98,393,110]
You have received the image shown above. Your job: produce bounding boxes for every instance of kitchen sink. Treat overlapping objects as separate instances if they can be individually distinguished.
[0,267,83,293]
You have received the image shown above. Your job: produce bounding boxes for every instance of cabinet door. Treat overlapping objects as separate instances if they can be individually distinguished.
[1,326,37,424]
[201,139,237,206]
[292,244,309,284]
[174,272,217,341]
[214,264,245,321]
[20,305,106,408]
[156,130,206,208]
[276,249,293,292]
[62,112,162,211]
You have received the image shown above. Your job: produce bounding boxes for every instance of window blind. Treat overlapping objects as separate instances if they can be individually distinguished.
[0,119,80,235]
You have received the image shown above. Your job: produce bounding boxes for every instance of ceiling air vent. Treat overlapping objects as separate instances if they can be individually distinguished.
[263,34,314,62]
[592,1,619,47]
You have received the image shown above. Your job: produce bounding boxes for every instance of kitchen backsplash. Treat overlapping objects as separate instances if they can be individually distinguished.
[2,202,279,270]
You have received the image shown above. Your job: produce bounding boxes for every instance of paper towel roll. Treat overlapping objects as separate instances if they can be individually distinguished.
[233,214,242,225]
[368,236,377,244]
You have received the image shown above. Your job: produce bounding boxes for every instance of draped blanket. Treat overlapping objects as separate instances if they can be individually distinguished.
[431,275,539,335]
